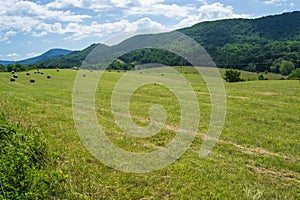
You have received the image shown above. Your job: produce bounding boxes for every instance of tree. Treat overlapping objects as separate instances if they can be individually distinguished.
[224,69,242,82]
[0,64,6,72]
[288,68,300,79]
[245,63,257,72]
[279,60,295,75]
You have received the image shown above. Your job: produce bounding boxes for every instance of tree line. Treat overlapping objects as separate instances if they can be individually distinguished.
[0,63,37,72]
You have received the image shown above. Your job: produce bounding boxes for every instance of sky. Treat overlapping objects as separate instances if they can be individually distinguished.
[0,0,299,61]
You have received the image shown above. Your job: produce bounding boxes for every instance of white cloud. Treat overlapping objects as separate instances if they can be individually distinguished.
[256,0,295,7]
[110,0,132,8]
[46,0,85,9]
[3,0,90,22]
[263,0,286,5]
[196,0,208,4]
[32,31,48,37]
[178,3,250,28]
[7,53,19,58]
[0,0,91,41]
[46,0,165,9]
[26,52,40,57]
[62,17,165,41]
[0,31,17,42]
[127,3,195,18]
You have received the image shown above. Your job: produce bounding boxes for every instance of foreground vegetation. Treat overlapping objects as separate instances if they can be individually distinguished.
[0,68,299,199]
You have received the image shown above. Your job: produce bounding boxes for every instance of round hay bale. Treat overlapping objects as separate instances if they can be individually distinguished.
[10,77,16,82]
[82,74,86,77]
[30,78,35,83]
[47,75,51,79]
[56,69,60,72]
[161,73,165,76]
[34,71,37,74]
[11,71,15,74]
[13,74,18,78]
[41,72,44,75]
[26,72,30,75]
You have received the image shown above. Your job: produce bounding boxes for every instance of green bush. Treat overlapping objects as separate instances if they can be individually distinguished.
[224,69,242,82]
[258,74,268,80]
[288,68,300,79]
[0,114,67,199]
[279,60,295,75]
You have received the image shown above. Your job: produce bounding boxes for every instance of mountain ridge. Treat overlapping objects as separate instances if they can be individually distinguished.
[2,11,300,72]
[0,48,71,66]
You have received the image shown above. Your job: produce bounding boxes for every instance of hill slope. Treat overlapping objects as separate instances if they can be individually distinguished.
[178,11,300,70]
[10,11,300,72]
[39,43,106,68]
[19,49,71,65]
[77,11,300,72]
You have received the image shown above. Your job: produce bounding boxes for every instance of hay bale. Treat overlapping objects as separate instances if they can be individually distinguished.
[47,75,51,79]
[11,71,15,74]
[10,77,16,82]
[34,71,37,74]
[161,73,165,76]
[82,74,86,77]
[13,74,18,78]
[30,78,35,83]
[26,72,30,75]
[56,69,60,72]
[41,72,44,75]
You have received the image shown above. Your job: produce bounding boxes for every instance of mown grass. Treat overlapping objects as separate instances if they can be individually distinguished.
[0,68,299,199]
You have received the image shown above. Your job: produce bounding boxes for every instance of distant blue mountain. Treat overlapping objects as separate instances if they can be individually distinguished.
[0,60,15,66]
[0,49,71,66]
[19,49,71,65]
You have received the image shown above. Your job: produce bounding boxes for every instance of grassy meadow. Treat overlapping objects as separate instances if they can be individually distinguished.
[0,68,299,199]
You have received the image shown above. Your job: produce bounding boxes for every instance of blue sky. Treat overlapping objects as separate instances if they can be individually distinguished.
[0,0,299,61]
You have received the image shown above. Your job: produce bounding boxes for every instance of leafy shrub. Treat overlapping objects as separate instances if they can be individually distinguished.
[0,114,67,199]
[279,60,295,75]
[224,69,242,82]
[288,68,300,79]
[258,74,268,80]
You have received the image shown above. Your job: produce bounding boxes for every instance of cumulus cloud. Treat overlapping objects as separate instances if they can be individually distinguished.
[2,0,90,22]
[256,0,295,7]
[0,0,91,41]
[178,3,250,28]
[263,0,285,5]
[7,53,19,58]
[126,3,195,18]
[0,31,18,42]
[0,0,250,45]
[26,52,40,57]
[63,18,165,41]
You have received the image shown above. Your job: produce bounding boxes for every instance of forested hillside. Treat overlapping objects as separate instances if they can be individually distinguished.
[4,11,299,73]
[179,11,300,71]
[89,11,300,72]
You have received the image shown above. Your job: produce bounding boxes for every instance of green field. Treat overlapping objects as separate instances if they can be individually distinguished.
[0,68,299,199]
